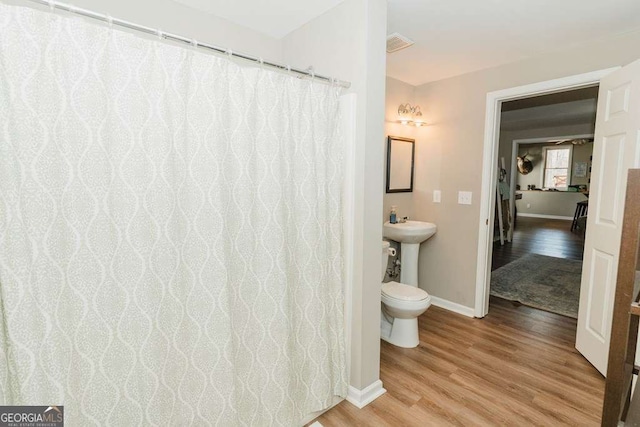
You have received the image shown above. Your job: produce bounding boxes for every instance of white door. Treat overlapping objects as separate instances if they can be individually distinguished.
[576,58,640,375]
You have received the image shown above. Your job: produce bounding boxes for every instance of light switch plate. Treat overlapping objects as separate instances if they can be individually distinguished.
[458,191,472,205]
[433,190,441,203]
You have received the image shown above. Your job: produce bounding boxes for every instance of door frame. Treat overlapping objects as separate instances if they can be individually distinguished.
[474,68,619,318]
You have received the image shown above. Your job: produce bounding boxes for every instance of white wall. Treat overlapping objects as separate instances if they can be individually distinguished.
[513,141,592,218]
[383,77,417,222]
[497,123,595,190]
[41,0,282,61]
[516,192,588,218]
[515,142,593,190]
[282,0,387,392]
[412,29,640,309]
[382,75,440,297]
[570,141,593,187]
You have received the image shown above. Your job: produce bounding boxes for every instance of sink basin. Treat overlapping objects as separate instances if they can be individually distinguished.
[383,220,437,244]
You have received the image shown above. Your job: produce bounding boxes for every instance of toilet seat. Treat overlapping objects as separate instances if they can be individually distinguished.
[382,281,429,301]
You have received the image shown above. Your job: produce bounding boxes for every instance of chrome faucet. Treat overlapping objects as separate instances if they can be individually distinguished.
[399,216,408,223]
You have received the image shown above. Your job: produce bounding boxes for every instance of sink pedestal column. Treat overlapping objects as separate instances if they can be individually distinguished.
[400,242,419,287]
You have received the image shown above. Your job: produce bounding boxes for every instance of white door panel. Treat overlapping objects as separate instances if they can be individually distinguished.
[576,59,640,375]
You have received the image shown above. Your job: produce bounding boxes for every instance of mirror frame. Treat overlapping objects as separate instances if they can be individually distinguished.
[386,136,415,193]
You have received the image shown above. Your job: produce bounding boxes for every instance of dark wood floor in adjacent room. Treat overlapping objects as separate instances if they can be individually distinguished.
[313,298,604,426]
[492,216,585,271]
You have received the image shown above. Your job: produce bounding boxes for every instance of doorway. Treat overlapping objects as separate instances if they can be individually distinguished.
[476,61,640,375]
[487,87,598,318]
[474,68,618,319]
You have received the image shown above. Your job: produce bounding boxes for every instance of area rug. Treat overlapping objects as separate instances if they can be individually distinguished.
[490,253,582,318]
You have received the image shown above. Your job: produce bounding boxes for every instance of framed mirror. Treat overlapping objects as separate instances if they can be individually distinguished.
[386,136,415,193]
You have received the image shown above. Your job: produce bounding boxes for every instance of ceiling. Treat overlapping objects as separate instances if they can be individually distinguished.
[171,0,640,87]
[387,0,640,86]
[172,0,345,39]
[500,87,598,132]
[502,86,599,112]
[500,99,597,132]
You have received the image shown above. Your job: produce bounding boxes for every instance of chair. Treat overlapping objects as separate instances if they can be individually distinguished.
[571,200,588,232]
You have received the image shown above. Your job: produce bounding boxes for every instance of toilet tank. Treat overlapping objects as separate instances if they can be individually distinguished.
[381,241,390,280]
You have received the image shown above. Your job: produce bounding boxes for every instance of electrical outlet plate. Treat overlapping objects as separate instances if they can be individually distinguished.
[458,191,472,205]
[433,190,441,203]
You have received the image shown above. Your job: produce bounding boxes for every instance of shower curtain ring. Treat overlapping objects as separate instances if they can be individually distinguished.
[106,14,113,27]
[191,39,198,48]
[47,0,55,11]
[226,48,233,57]
[306,66,315,80]
[157,29,163,40]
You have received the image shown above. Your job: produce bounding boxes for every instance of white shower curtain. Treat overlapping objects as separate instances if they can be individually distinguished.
[0,3,346,425]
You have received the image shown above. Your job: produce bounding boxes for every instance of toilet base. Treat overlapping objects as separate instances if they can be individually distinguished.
[380,315,420,348]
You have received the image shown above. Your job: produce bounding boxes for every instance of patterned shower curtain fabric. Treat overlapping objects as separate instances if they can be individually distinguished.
[0,3,347,425]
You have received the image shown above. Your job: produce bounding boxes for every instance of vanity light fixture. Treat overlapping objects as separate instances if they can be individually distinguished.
[397,103,426,127]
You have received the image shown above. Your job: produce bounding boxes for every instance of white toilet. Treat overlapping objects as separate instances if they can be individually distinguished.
[380,241,431,348]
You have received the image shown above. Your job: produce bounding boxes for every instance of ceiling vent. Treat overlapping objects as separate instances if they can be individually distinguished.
[386,32,414,53]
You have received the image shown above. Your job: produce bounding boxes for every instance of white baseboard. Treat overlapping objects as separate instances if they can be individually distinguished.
[430,296,475,318]
[517,213,573,221]
[346,380,386,409]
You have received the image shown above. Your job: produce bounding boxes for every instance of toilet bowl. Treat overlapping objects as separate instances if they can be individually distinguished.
[380,241,431,348]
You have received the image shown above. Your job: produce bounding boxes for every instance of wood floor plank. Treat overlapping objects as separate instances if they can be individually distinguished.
[311,302,604,426]
[492,216,584,270]
[532,393,600,426]
[446,369,575,426]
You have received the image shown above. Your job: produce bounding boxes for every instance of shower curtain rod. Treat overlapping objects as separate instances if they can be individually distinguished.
[23,0,352,89]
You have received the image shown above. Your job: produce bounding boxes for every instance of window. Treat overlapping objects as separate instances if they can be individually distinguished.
[543,146,572,189]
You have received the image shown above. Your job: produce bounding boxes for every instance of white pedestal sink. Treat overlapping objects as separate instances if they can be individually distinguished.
[383,220,437,286]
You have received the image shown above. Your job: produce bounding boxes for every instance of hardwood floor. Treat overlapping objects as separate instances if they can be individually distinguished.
[312,298,604,426]
[311,217,601,426]
[491,217,585,271]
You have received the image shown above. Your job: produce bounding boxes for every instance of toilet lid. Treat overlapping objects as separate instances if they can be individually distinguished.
[382,281,429,301]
